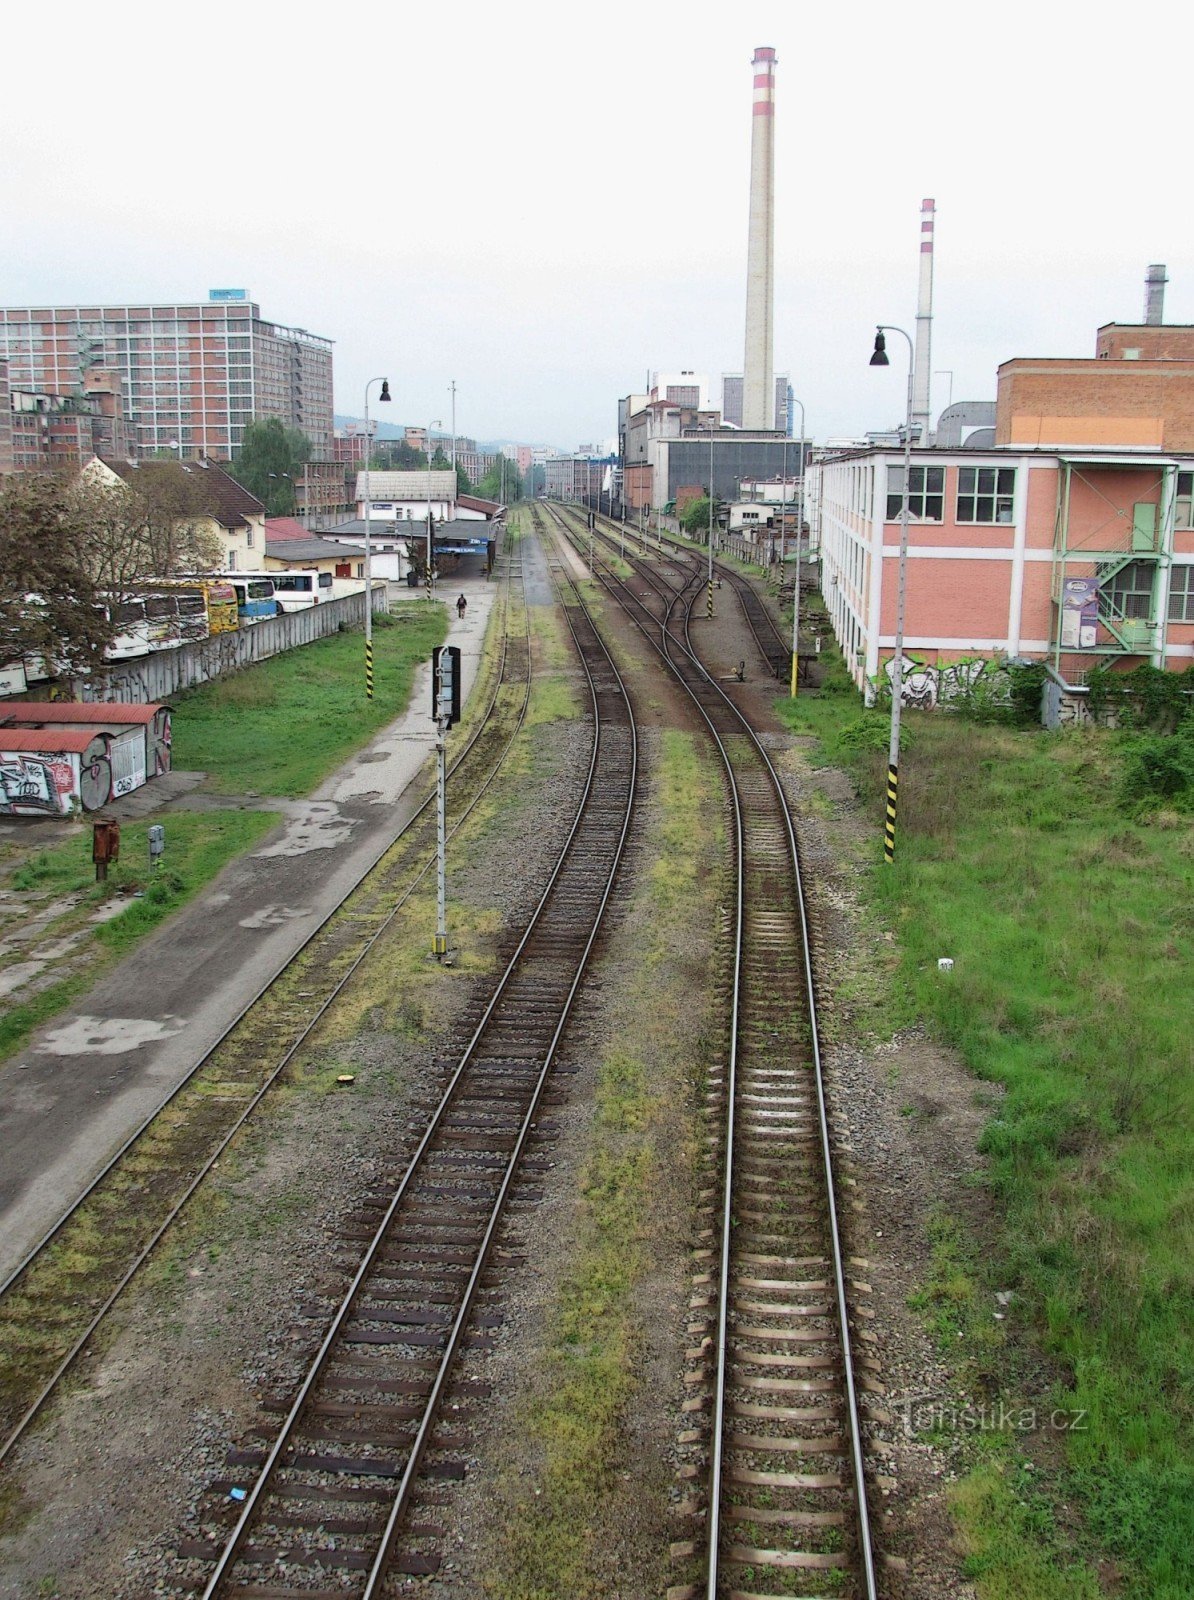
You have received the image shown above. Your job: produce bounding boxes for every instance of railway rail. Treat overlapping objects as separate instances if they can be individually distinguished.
[0,556,532,1466]
[583,506,793,678]
[178,534,639,1596]
[543,502,878,1599]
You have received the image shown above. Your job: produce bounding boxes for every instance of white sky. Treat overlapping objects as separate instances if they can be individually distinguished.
[2,0,1191,450]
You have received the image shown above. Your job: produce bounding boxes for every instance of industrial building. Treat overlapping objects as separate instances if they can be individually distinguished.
[813,281,1194,695]
[0,292,334,461]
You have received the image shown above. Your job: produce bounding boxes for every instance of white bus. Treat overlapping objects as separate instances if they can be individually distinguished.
[229,570,332,612]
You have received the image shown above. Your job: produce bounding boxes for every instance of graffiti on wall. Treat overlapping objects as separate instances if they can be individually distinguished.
[874,654,1016,711]
[0,754,74,816]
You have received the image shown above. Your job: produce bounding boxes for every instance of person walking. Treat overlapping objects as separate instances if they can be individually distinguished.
[456,593,467,619]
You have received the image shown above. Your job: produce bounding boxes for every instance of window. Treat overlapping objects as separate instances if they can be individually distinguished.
[886,464,944,521]
[1105,559,1154,620]
[1176,471,1194,530]
[246,526,254,548]
[1169,565,1194,623]
[957,466,1015,523]
[227,549,237,571]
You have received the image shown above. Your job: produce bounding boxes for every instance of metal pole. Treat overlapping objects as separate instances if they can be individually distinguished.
[449,381,457,479]
[875,326,915,864]
[427,418,442,601]
[363,376,390,700]
[364,392,371,697]
[434,717,447,957]
[789,397,805,697]
[707,428,715,619]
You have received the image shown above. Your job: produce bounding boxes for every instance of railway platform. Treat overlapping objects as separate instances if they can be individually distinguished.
[0,576,496,1282]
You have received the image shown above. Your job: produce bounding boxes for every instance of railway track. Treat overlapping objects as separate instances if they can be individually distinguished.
[171,533,639,1596]
[543,503,878,1599]
[584,506,793,679]
[0,557,532,1466]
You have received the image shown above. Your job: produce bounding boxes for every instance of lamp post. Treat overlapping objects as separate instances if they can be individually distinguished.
[426,419,442,601]
[788,397,806,697]
[707,425,715,620]
[870,326,914,863]
[362,379,391,699]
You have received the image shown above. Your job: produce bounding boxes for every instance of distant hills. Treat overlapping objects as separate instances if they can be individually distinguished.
[333,415,541,453]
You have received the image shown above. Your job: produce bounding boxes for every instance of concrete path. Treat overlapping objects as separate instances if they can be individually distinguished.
[0,575,497,1280]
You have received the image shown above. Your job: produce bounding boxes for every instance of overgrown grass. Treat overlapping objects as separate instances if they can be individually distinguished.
[487,730,719,1598]
[170,603,447,795]
[0,812,278,1061]
[785,657,1194,1598]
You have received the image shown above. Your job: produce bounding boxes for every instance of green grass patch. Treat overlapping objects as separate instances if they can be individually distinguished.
[487,729,719,1599]
[0,811,277,1062]
[788,676,1194,1597]
[170,602,447,795]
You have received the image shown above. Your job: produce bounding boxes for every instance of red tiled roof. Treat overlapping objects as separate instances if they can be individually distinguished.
[458,493,501,515]
[264,517,309,541]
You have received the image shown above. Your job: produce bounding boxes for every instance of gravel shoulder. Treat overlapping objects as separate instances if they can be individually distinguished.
[0,547,994,1600]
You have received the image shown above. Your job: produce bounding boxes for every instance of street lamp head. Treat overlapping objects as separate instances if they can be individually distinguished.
[379,380,391,403]
[869,329,889,367]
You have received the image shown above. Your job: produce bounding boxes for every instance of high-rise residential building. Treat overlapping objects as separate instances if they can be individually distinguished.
[0,292,334,462]
[722,373,792,433]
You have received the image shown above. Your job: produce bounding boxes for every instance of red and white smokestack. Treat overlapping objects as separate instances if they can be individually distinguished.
[742,46,777,431]
[911,197,935,443]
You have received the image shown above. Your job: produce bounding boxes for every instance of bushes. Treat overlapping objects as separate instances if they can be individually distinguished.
[1119,720,1194,812]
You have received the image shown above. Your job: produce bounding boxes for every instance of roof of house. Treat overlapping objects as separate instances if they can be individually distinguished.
[264,537,366,563]
[3,703,166,725]
[458,493,502,516]
[103,456,265,529]
[355,470,457,501]
[263,517,310,541]
[0,728,114,754]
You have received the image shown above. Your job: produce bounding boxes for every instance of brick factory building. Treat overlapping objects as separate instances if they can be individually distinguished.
[811,303,1194,697]
[0,292,333,463]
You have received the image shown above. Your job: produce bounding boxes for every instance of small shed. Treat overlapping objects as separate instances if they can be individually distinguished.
[1,703,171,814]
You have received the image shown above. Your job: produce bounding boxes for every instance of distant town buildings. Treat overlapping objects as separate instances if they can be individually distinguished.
[0,292,334,462]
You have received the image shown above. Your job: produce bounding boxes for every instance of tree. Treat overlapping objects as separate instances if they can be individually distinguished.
[0,475,113,673]
[680,493,719,538]
[76,463,224,597]
[474,453,523,504]
[229,417,311,514]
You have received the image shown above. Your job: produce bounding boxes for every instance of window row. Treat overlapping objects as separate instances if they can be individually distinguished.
[885,465,1016,524]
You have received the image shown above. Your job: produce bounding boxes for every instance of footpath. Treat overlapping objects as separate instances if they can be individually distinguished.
[0,576,496,1280]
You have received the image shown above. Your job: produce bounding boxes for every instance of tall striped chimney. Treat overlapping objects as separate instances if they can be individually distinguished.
[742,46,776,431]
[911,198,935,443]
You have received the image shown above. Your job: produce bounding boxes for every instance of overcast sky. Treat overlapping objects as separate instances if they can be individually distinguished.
[3,0,1190,451]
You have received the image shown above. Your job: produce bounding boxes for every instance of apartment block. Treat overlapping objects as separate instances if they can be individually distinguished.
[0,293,333,462]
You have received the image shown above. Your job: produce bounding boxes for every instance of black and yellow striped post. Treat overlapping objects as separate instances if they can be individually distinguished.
[365,639,374,701]
[707,578,714,619]
[883,763,898,863]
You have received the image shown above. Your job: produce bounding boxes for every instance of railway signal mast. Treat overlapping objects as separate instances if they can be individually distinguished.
[431,645,461,958]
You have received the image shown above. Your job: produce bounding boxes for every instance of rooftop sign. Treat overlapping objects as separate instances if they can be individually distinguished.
[208,288,248,302]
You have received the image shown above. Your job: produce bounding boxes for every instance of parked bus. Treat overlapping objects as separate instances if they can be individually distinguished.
[142,592,183,651]
[103,598,153,661]
[233,569,332,612]
[152,578,239,636]
[227,575,280,623]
